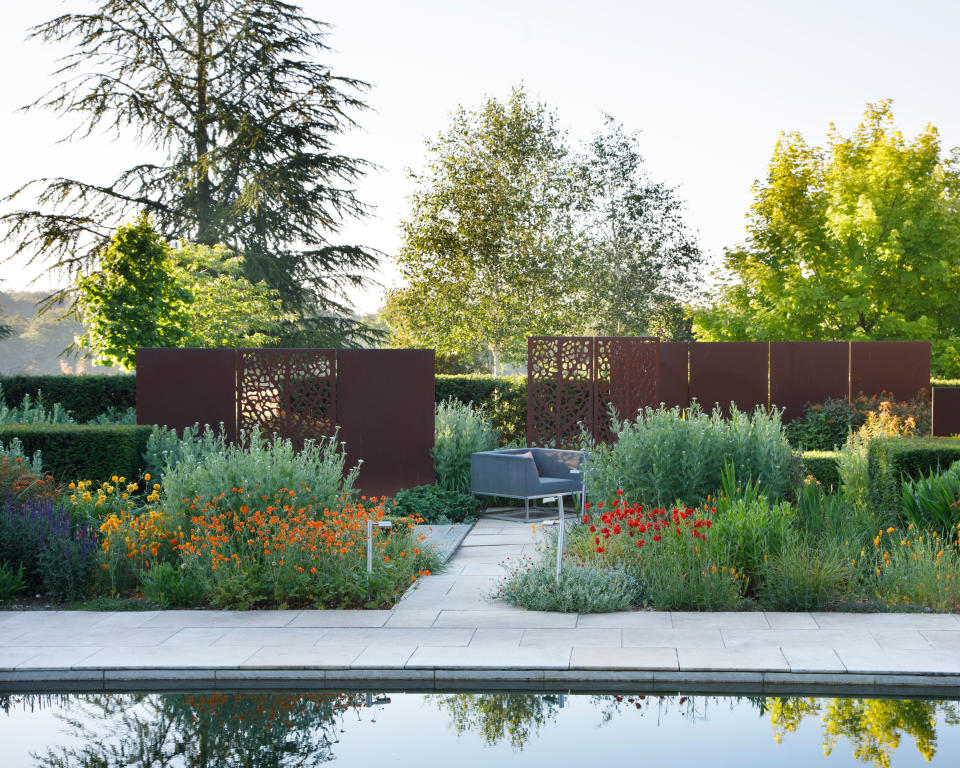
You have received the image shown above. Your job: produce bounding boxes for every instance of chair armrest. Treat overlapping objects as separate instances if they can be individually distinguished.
[471,452,540,497]
[532,448,583,479]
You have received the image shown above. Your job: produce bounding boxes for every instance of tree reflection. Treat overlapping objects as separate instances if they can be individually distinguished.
[769,697,960,768]
[33,692,365,768]
[428,693,562,750]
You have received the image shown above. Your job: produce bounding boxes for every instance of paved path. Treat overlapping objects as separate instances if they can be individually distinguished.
[3,515,960,693]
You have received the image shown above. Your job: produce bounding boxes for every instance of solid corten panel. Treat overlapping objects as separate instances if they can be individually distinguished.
[770,342,849,421]
[850,341,930,401]
[336,349,435,497]
[657,342,689,409]
[689,342,768,416]
[136,348,237,441]
[933,387,960,437]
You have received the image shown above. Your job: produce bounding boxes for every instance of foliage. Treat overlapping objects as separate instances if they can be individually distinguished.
[799,451,840,489]
[0,560,25,604]
[432,399,498,493]
[900,461,960,536]
[76,215,185,370]
[160,427,358,533]
[87,406,137,425]
[867,437,960,515]
[838,435,872,513]
[0,496,98,601]
[0,386,74,425]
[579,116,703,336]
[582,403,795,507]
[4,0,377,325]
[391,485,479,524]
[177,495,435,609]
[430,694,561,750]
[871,525,960,612]
[0,424,152,482]
[142,423,226,481]
[694,100,960,377]
[435,374,527,445]
[493,554,644,613]
[757,533,851,610]
[140,562,204,609]
[769,697,958,768]
[385,87,583,375]
[0,374,136,421]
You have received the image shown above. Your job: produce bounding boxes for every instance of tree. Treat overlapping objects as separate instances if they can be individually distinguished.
[3,0,376,330]
[695,101,960,375]
[77,216,290,369]
[578,117,703,337]
[386,88,584,375]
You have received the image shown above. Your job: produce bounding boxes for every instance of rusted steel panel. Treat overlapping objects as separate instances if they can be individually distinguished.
[933,387,960,437]
[689,342,769,416]
[136,348,237,441]
[770,341,849,422]
[527,337,660,446]
[237,348,337,447]
[657,342,690,409]
[336,349,435,497]
[850,341,930,401]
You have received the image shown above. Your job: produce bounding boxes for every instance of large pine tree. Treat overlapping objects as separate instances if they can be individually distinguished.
[3,0,376,324]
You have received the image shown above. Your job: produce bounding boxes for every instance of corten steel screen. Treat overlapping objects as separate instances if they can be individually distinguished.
[136,347,434,497]
[933,387,960,437]
[689,342,768,416]
[337,349,435,496]
[657,342,690,409]
[769,341,849,422]
[527,337,659,446]
[136,348,238,442]
[850,341,931,401]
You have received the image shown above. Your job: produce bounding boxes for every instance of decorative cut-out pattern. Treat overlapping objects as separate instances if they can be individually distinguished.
[237,349,337,447]
[527,337,660,447]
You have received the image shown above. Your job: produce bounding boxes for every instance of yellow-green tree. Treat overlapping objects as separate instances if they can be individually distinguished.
[696,101,960,376]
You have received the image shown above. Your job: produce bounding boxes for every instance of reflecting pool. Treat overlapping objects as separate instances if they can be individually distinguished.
[1,690,959,766]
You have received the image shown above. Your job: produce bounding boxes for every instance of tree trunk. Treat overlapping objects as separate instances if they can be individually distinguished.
[193,1,214,244]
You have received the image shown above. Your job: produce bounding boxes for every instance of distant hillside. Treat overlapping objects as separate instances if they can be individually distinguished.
[0,290,122,375]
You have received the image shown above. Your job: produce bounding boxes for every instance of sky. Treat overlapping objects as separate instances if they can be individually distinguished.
[2,0,960,313]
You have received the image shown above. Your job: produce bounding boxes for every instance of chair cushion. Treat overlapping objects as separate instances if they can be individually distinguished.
[536,477,576,494]
[517,450,539,476]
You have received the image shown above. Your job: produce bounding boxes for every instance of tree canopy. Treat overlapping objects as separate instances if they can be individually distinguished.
[695,100,960,376]
[3,0,376,334]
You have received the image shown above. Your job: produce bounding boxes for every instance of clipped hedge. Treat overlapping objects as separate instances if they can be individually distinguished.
[867,437,960,514]
[799,450,840,490]
[435,375,526,445]
[0,424,152,482]
[0,375,136,422]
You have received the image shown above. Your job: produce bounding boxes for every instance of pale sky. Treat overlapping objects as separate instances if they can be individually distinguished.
[2,0,959,313]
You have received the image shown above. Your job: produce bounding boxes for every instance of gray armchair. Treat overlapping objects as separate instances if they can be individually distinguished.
[470,447,584,520]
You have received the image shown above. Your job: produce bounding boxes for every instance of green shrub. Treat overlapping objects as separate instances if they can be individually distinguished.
[392,485,480,524]
[873,528,960,612]
[0,386,74,425]
[87,406,138,425]
[0,424,152,482]
[900,462,960,536]
[800,450,840,490]
[160,426,358,530]
[0,375,136,422]
[868,437,960,515]
[794,475,869,540]
[493,555,644,613]
[583,404,795,507]
[433,399,498,494]
[141,562,204,608]
[435,375,526,445]
[143,423,227,480]
[757,535,851,611]
[0,561,25,604]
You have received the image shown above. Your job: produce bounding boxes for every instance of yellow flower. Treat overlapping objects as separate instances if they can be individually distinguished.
[68,482,76,490]
[887,527,895,533]
[144,473,151,482]
[112,475,118,483]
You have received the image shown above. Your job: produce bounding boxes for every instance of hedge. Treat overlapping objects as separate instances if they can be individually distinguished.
[867,437,960,514]
[0,375,136,422]
[799,450,840,490]
[435,375,526,445]
[0,424,152,482]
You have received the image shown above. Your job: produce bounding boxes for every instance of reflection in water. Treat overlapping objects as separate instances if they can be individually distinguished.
[1,691,959,766]
[770,697,960,768]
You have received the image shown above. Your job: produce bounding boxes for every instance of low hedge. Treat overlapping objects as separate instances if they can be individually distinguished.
[799,450,840,490]
[0,375,136,422]
[0,424,152,482]
[435,374,526,445]
[867,437,960,514]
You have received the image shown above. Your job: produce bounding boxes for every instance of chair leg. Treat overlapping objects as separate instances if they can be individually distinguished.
[524,497,529,522]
